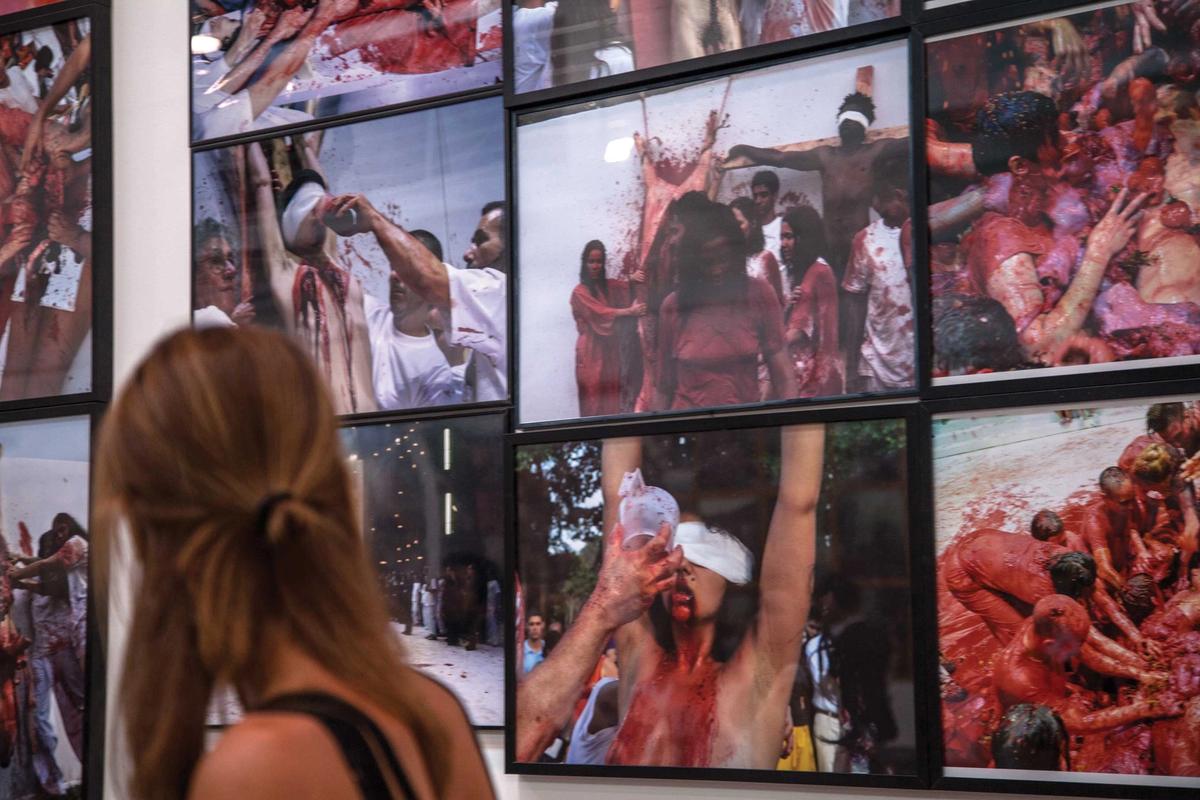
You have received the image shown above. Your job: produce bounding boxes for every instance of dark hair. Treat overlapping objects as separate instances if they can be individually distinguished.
[1030,510,1063,542]
[550,0,628,86]
[728,196,765,254]
[992,704,1069,770]
[813,572,861,618]
[781,205,827,285]
[1120,573,1159,626]
[1147,403,1185,435]
[972,91,1060,176]
[751,170,780,194]
[1099,466,1131,495]
[480,200,506,219]
[279,169,328,216]
[829,619,898,767]
[409,229,444,263]
[647,579,758,663]
[1047,551,1096,599]
[193,217,233,258]
[872,153,909,201]
[675,200,749,314]
[34,45,53,72]
[839,92,877,124]
[932,294,1023,375]
[578,239,608,295]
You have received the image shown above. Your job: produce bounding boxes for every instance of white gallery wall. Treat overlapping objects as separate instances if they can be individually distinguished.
[108,1,1103,798]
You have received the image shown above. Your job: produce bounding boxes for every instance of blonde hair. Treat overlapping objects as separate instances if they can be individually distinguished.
[95,327,448,799]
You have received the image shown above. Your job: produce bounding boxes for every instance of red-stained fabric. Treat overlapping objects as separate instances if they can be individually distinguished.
[571,280,631,417]
[786,259,843,398]
[963,212,1055,297]
[657,277,785,410]
[329,5,478,74]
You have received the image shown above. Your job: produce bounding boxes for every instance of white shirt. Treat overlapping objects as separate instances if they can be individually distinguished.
[194,305,236,329]
[446,265,508,403]
[0,66,38,113]
[566,677,618,765]
[513,3,558,93]
[589,45,634,80]
[842,218,914,388]
[805,634,839,715]
[761,215,785,291]
[365,294,463,411]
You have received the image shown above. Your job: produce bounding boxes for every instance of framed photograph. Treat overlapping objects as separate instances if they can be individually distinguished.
[189,0,502,145]
[209,411,508,730]
[192,95,508,418]
[0,4,110,411]
[508,408,923,786]
[516,39,914,426]
[507,0,902,97]
[924,0,1200,394]
[0,409,101,798]
[932,391,1200,795]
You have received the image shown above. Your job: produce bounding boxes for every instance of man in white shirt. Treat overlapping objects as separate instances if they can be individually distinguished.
[332,195,508,403]
[364,229,464,410]
[752,171,785,290]
[513,0,558,93]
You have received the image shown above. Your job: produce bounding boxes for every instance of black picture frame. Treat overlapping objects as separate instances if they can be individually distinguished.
[510,33,920,430]
[189,89,511,422]
[0,401,107,800]
[501,0,917,109]
[504,400,931,790]
[342,405,511,731]
[186,0,505,148]
[922,378,1200,798]
[0,1,112,415]
[915,0,1200,401]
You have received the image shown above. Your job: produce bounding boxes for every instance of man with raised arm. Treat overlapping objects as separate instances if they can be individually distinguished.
[244,141,377,414]
[322,195,508,402]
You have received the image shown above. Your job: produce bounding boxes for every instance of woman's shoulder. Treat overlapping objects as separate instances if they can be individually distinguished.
[189,712,353,798]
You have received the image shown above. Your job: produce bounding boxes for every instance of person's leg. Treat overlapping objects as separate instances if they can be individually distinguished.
[30,655,64,795]
[51,648,85,760]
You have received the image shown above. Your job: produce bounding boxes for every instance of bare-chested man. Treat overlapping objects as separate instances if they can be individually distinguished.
[1031,509,1088,554]
[1084,467,1148,592]
[941,528,1157,676]
[1118,433,1200,584]
[994,595,1180,734]
[959,92,1148,366]
[1142,567,1200,642]
[723,92,907,278]
[245,142,378,414]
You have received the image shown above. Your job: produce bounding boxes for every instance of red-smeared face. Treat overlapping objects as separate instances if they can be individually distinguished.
[662,557,727,624]
[585,247,605,281]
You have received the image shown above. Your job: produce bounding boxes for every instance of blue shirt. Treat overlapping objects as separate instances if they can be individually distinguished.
[523,640,545,674]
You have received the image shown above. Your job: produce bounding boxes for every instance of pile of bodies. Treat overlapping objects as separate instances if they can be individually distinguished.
[927,1,1200,375]
[939,401,1200,776]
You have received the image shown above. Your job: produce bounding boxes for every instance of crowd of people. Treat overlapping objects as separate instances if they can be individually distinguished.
[0,513,89,798]
[569,95,914,418]
[0,19,93,402]
[938,401,1200,776]
[193,135,507,415]
[512,0,899,92]
[514,427,909,774]
[384,563,504,652]
[191,0,500,141]
[928,0,1200,377]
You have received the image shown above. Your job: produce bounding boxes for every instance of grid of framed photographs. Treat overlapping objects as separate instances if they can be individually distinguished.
[0,1,110,798]
[188,0,1200,795]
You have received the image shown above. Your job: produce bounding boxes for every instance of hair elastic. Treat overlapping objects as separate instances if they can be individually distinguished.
[256,492,293,535]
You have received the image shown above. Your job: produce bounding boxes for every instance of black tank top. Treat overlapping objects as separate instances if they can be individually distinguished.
[255,692,416,800]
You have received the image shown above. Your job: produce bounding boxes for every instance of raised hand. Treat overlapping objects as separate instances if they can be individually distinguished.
[586,522,683,630]
[1085,189,1149,264]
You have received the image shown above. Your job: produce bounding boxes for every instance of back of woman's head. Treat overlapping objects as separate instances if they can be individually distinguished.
[96,327,447,798]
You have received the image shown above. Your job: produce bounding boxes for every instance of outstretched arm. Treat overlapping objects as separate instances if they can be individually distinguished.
[20,34,91,170]
[330,194,451,306]
[245,143,295,316]
[724,143,827,173]
[514,521,680,761]
[756,425,824,670]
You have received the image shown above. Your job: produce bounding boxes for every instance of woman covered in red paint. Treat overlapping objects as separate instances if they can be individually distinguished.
[570,240,645,418]
[653,200,796,411]
[727,196,784,305]
[780,205,843,398]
